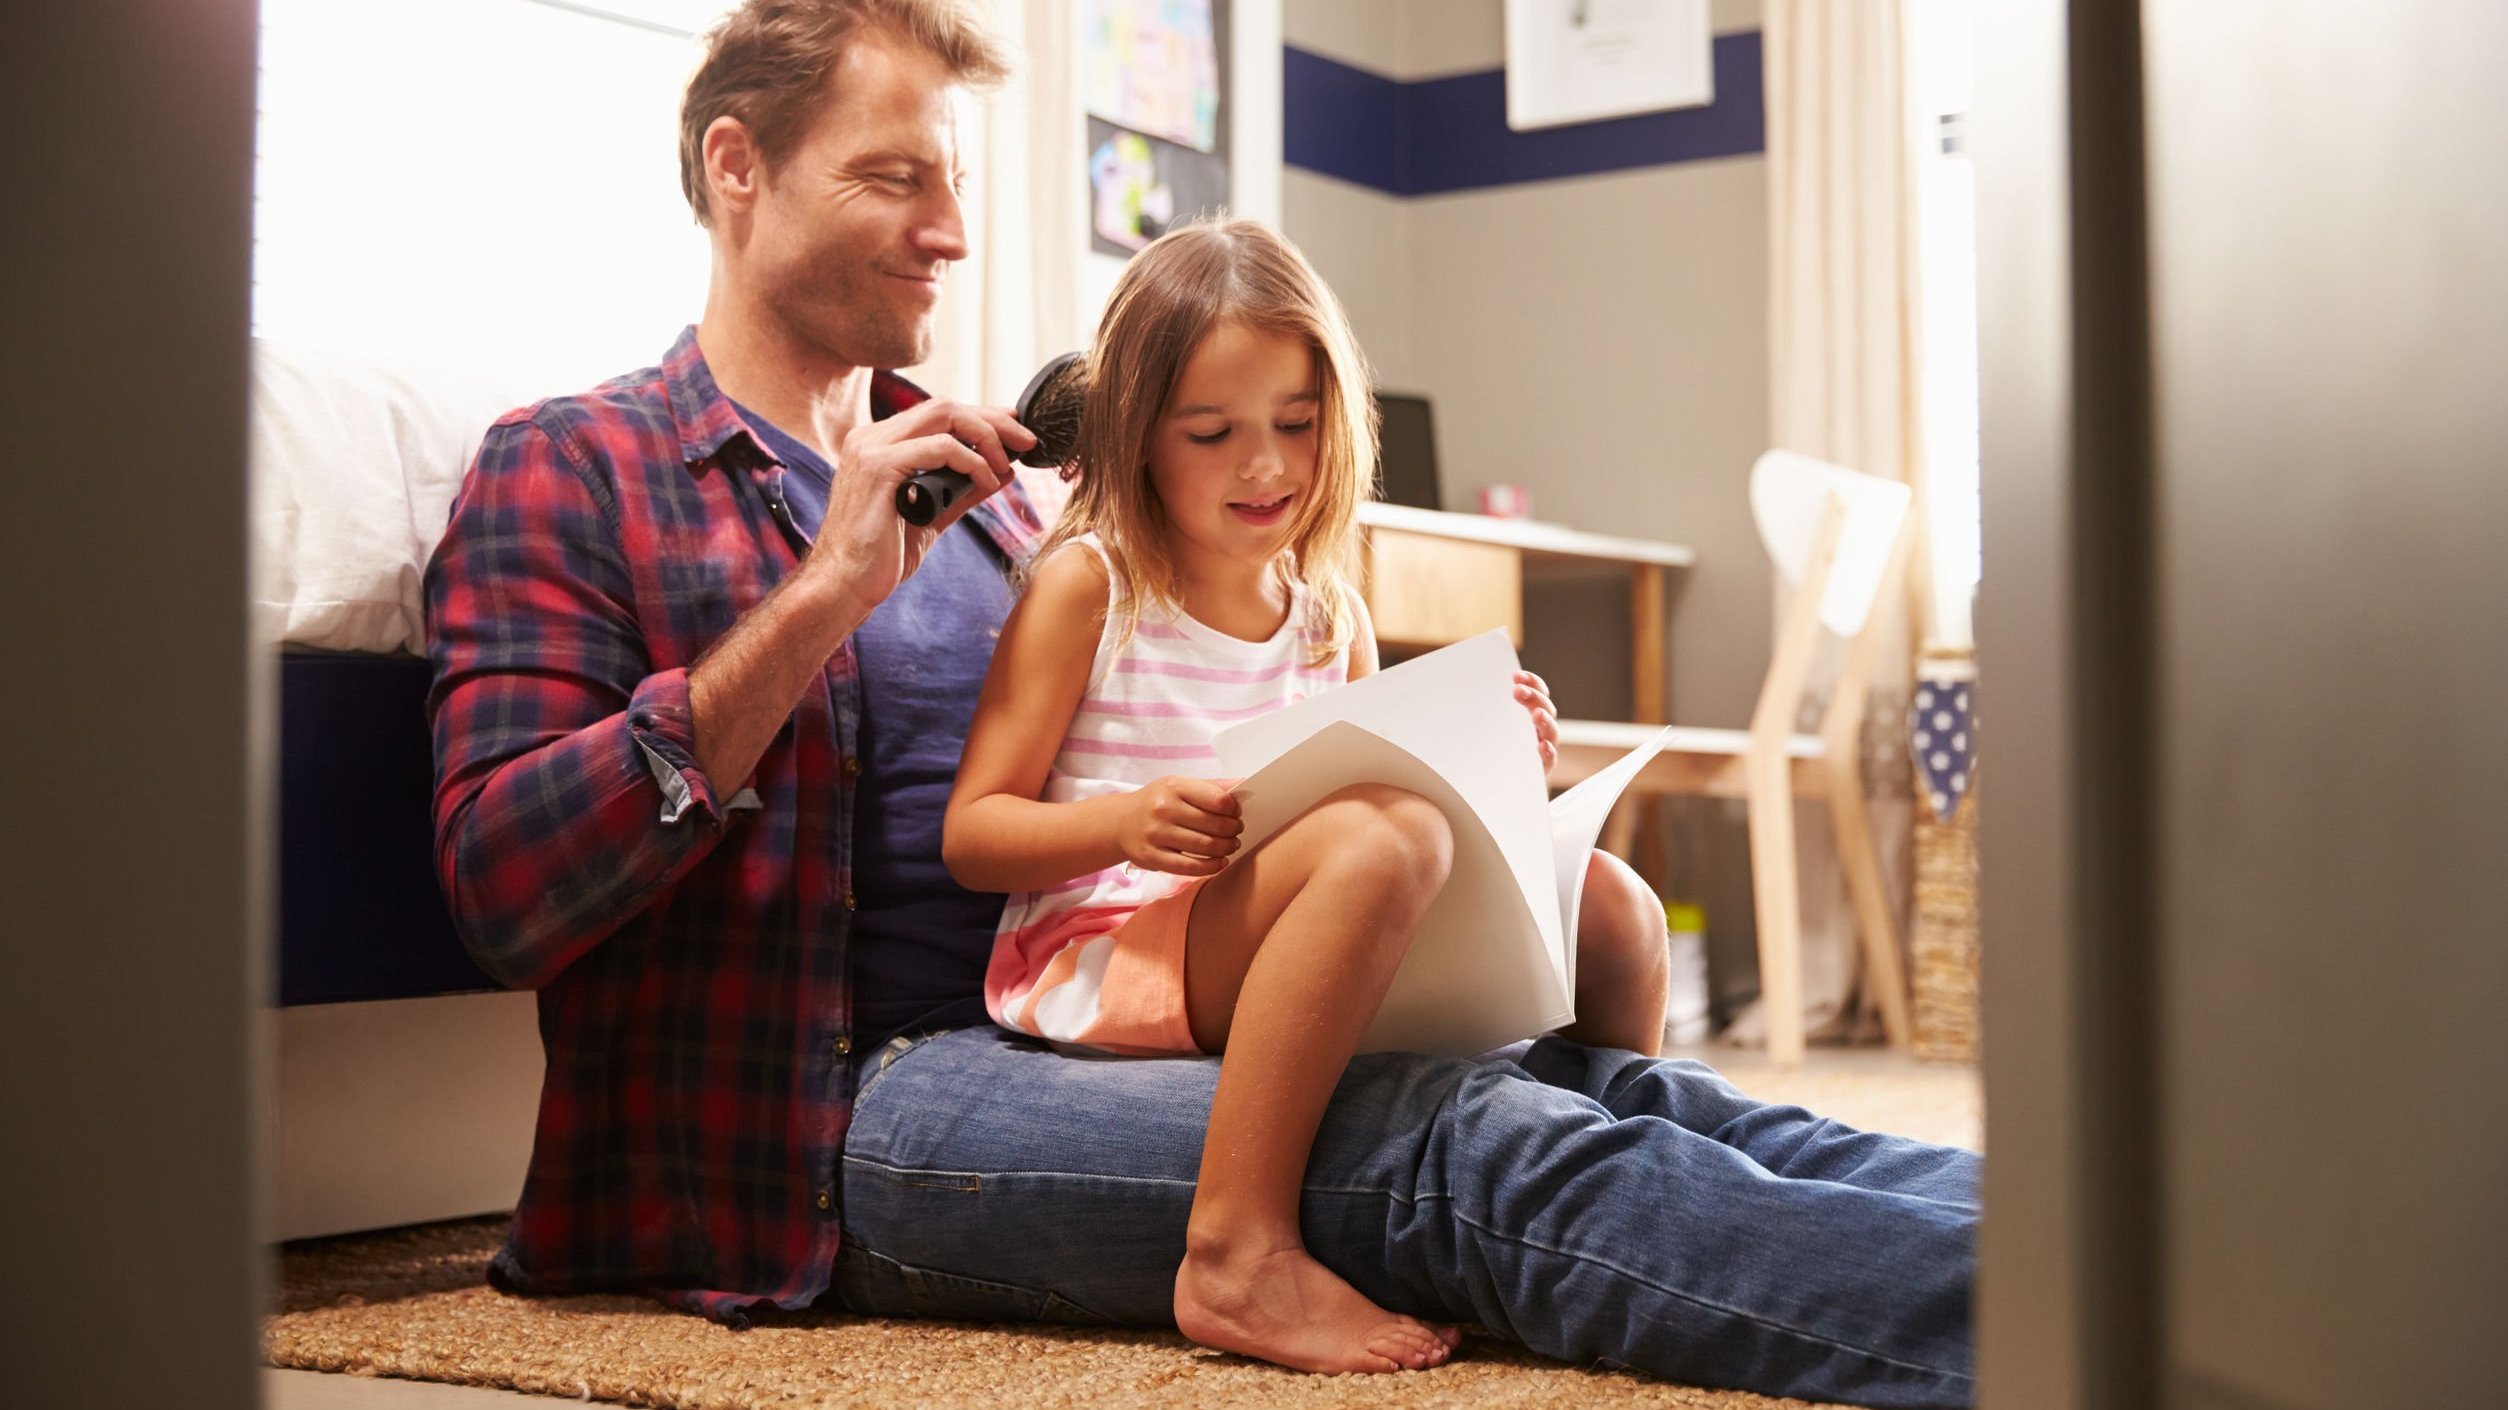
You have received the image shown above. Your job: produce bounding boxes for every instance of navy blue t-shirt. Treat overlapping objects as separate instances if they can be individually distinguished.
[735,404,1013,1051]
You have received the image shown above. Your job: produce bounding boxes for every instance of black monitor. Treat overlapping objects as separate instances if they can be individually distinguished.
[1374,392,1442,511]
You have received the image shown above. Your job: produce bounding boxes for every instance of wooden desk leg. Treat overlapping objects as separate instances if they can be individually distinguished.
[1631,564,1667,725]
[1599,801,1642,864]
[1630,564,1671,890]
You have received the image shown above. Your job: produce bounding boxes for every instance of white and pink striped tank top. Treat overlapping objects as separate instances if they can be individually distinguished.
[984,533,1352,1042]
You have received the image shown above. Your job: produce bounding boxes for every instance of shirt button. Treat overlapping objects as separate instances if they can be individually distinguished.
[843,756,860,778]
[833,1035,852,1056]
[814,1188,832,1212]
[844,891,856,911]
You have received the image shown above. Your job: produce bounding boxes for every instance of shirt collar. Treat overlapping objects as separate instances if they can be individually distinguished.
[658,325,1045,564]
[661,325,929,474]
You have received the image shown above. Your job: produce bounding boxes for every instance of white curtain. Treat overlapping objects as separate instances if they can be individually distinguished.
[906,0,1086,522]
[1740,0,1927,1045]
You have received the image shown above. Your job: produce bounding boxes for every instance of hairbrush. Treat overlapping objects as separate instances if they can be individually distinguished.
[894,351,1089,525]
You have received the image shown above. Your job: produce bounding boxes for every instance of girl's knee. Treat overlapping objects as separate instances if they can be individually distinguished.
[1584,850,1660,923]
[1313,784,1454,895]
[1580,851,1668,980]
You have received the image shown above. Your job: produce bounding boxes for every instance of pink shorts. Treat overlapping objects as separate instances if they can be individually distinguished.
[996,877,1212,1057]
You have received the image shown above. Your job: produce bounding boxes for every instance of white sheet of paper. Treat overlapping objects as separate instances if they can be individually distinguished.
[1547,725,1676,979]
[1223,720,1573,1055]
[1215,630,1554,953]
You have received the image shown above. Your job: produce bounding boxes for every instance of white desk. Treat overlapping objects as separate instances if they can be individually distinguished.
[1356,502,1696,726]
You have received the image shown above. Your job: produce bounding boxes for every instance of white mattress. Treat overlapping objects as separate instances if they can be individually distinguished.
[249,339,552,655]
[247,339,1071,656]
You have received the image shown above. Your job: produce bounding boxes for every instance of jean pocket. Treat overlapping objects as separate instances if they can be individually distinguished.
[896,1263,1116,1327]
[851,1028,951,1108]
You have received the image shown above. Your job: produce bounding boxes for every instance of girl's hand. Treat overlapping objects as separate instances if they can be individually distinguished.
[1119,776,1245,876]
[1514,669,1559,772]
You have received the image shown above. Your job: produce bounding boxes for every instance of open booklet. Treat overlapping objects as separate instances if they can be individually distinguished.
[1214,629,1673,1057]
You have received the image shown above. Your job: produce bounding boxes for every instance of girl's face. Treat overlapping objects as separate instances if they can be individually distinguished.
[1147,320,1321,573]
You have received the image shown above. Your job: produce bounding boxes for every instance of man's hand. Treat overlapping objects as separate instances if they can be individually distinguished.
[1117,776,1244,877]
[687,398,1032,799]
[1515,669,1560,772]
[803,398,1036,617]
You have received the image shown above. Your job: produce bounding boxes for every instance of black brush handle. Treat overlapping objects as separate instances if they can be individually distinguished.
[895,468,971,526]
[894,352,1083,525]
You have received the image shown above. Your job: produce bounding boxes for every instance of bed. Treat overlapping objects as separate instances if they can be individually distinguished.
[253,339,554,1239]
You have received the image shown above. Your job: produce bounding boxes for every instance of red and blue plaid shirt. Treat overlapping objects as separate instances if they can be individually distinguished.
[423,327,1043,1324]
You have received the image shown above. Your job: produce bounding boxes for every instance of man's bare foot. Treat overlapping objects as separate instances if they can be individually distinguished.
[1174,1239,1460,1374]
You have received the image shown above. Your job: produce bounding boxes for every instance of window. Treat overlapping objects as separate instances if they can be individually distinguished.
[252,0,726,382]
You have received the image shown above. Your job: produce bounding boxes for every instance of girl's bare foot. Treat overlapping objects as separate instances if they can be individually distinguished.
[1173,1238,1461,1374]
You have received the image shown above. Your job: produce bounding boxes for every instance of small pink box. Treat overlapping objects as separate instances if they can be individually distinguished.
[1477,484,1532,519]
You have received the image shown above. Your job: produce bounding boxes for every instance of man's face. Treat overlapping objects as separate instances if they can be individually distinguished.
[745,30,970,371]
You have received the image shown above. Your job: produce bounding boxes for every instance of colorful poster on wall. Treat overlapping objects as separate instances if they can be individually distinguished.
[1084,0,1225,152]
[1083,0,1229,259]
[1087,117,1229,256]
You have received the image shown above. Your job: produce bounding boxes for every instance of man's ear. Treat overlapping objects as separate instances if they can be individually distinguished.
[703,115,763,219]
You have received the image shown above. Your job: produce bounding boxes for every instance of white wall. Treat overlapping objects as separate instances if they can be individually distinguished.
[1280,174,1419,384]
[1283,0,1770,730]
[1228,0,1286,226]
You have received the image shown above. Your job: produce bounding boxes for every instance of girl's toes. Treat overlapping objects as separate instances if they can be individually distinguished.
[1385,1323,1450,1368]
[1366,1325,1435,1369]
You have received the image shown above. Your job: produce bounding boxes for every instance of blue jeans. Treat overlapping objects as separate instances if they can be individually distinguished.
[832,1026,1978,1409]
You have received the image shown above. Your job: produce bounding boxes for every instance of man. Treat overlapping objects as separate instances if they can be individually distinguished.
[424,2,1979,1405]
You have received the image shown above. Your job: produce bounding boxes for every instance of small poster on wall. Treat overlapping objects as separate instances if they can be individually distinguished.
[1087,118,1230,255]
[1503,0,1713,132]
[1083,0,1229,258]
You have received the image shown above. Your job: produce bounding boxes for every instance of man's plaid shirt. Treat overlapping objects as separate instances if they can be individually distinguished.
[423,327,1043,1324]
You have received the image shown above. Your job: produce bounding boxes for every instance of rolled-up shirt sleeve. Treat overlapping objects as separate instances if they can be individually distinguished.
[422,414,735,990]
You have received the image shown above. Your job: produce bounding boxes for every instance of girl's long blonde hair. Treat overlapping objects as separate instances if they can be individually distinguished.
[1037,217,1377,666]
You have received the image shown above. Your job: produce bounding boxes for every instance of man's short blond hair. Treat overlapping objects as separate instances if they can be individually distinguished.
[678,0,1013,227]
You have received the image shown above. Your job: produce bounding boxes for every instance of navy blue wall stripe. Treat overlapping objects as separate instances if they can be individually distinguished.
[1285,30,1763,197]
[1280,43,1405,193]
[1294,45,1414,193]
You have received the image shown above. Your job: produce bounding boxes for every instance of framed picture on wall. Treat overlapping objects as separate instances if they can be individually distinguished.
[1082,0,1230,257]
[1503,0,1713,131]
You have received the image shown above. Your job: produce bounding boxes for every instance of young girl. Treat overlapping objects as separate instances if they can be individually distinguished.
[943,219,1672,1375]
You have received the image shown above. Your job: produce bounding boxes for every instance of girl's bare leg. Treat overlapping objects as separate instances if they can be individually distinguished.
[1558,849,1671,1055]
[1171,784,1463,1374]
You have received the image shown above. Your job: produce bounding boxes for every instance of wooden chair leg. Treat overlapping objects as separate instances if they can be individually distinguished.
[1746,755,1806,1066]
[1825,756,1913,1050]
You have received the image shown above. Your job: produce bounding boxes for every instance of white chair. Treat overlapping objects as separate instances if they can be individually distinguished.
[1550,450,1913,1065]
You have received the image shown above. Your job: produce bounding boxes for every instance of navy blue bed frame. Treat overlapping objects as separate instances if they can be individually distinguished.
[277,651,494,1005]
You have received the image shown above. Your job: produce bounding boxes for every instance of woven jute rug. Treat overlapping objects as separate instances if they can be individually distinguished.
[267,1051,1980,1410]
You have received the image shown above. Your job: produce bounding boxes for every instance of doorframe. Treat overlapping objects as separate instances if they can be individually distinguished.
[1973,1,2161,1407]
[0,1,269,1406]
